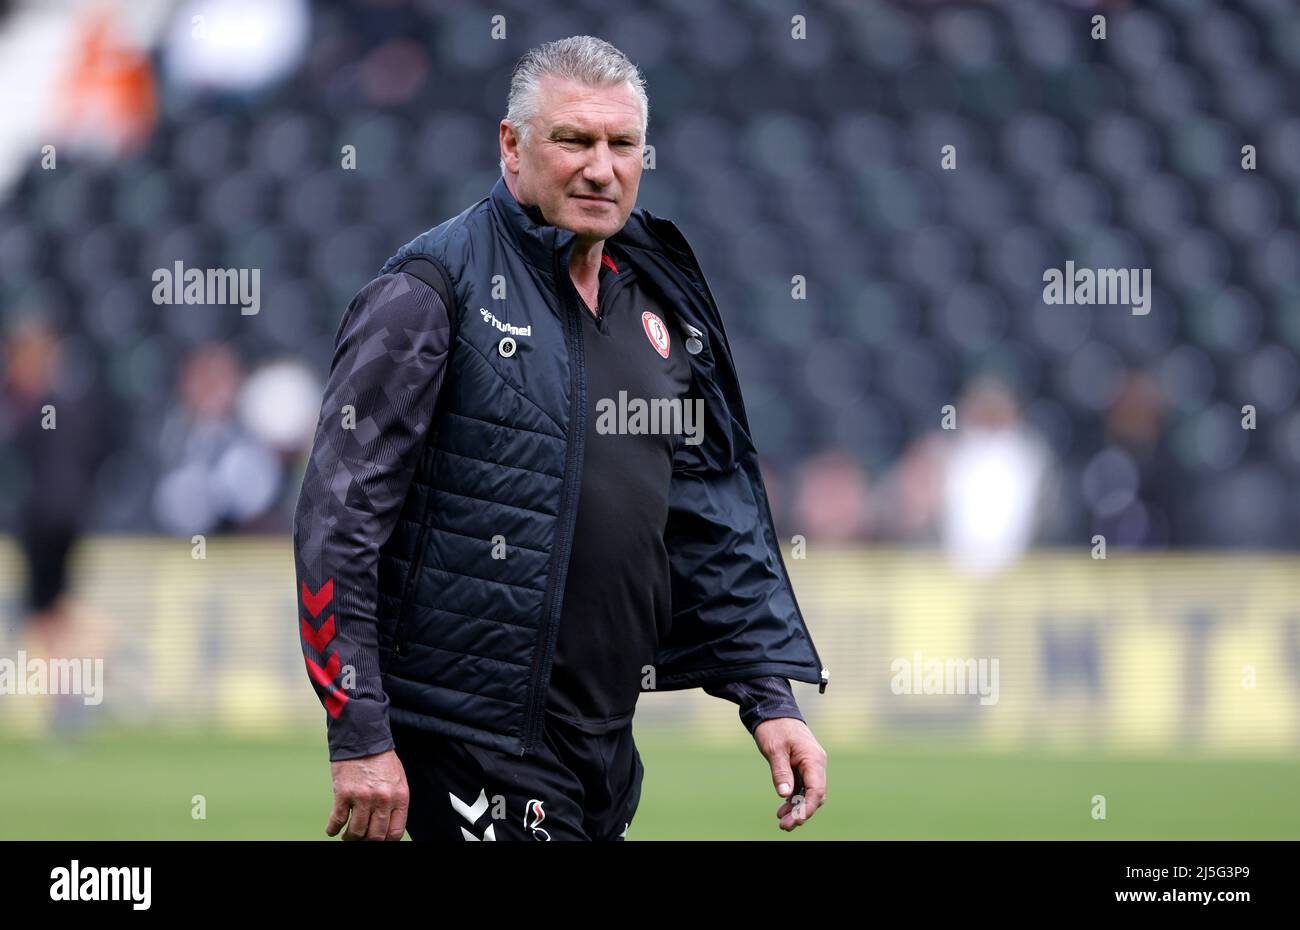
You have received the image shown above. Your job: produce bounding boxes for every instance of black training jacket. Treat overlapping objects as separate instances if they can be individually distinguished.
[293,177,828,760]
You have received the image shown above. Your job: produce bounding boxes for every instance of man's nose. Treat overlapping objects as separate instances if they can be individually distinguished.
[582,141,615,185]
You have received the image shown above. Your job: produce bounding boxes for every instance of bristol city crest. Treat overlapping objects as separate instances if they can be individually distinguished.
[524,798,551,841]
[642,310,670,358]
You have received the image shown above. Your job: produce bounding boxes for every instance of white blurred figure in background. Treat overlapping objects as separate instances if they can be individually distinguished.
[880,374,1060,577]
[939,375,1055,578]
[239,355,324,530]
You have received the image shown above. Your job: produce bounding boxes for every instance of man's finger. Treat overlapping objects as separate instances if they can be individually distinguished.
[388,798,409,841]
[796,753,828,819]
[344,799,373,841]
[326,794,352,837]
[778,792,807,830]
[776,769,805,828]
[367,804,391,842]
[799,785,826,821]
[785,752,827,828]
[776,781,802,819]
[767,748,796,799]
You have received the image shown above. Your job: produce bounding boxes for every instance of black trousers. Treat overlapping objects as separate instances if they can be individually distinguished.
[392,710,644,841]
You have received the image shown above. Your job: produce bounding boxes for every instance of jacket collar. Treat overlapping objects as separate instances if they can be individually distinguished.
[489,175,578,275]
[490,174,676,276]
[487,174,714,349]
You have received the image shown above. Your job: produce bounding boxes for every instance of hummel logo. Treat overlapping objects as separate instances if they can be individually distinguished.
[479,307,531,337]
[449,788,496,841]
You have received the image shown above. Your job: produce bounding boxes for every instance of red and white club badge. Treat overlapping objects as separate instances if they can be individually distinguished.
[642,310,671,358]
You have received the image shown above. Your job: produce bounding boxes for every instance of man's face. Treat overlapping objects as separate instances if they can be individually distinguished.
[501,75,644,243]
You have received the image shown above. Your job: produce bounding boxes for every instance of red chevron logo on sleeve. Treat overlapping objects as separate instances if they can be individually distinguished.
[324,688,350,718]
[300,614,336,653]
[305,652,341,689]
[300,577,349,718]
[305,651,350,720]
[301,578,334,618]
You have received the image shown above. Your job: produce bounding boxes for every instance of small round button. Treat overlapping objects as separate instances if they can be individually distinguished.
[498,336,516,358]
[685,336,703,355]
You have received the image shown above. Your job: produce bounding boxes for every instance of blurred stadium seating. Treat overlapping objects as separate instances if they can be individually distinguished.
[0,0,1297,547]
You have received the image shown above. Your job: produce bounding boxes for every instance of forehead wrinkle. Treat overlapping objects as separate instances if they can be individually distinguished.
[549,120,641,140]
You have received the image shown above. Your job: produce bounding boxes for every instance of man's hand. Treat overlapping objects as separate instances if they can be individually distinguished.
[327,749,410,841]
[753,717,827,832]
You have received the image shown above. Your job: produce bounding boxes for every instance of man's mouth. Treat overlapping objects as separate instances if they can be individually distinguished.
[572,194,615,202]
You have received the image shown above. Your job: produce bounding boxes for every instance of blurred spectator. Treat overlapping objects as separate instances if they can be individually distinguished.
[0,316,113,652]
[939,376,1057,576]
[238,355,323,530]
[789,449,873,543]
[54,5,158,159]
[162,0,308,95]
[152,342,282,536]
[1084,370,1181,548]
[876,432,946,545]
[880,375,1060,575]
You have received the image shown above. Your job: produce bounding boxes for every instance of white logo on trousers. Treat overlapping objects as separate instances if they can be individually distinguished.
[449,788,496,841]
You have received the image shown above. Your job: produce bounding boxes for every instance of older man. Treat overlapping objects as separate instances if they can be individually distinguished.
[293,35,828,841]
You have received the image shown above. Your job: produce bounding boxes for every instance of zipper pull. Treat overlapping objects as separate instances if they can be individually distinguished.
[819,666,830,693]
[677,318,704,355]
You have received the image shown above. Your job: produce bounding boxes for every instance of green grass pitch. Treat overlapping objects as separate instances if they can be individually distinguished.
[2,729,1297,839]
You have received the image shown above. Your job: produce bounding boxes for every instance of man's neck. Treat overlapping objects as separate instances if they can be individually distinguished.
[503,174,604,308]
[569,236,605,293]
[568,239,604,319]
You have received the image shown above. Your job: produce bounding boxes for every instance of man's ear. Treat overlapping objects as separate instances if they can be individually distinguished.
[496,120,527,174]
[499,120,520,172]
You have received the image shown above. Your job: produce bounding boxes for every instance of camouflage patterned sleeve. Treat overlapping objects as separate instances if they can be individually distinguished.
[292,272,451,762]
[702,676,805,736]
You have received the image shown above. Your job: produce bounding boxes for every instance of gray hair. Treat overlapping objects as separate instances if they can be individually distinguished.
[500,35,649,175]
